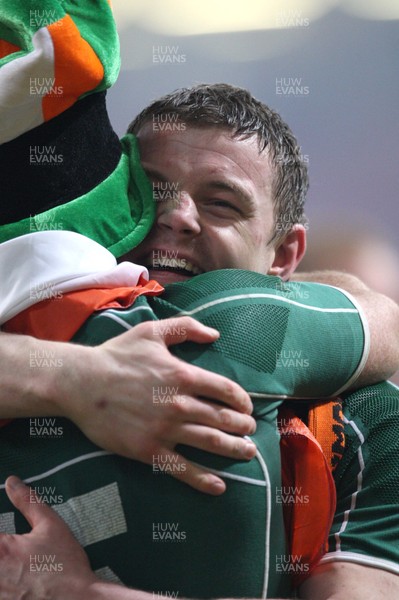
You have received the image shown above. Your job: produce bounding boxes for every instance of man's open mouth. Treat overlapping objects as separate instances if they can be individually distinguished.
[148,258,203,277]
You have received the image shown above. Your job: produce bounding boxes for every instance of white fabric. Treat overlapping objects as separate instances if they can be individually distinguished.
[0,231,148,325]
[0,28,54,143]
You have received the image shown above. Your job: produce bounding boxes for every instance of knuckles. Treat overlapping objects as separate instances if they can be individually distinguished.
[218,408,232,427]
[206,430,224,451]
[138,441,161,463]
[170,364,196,391]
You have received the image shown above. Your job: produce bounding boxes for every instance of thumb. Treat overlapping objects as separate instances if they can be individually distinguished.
[5,476,55,530]
[153,316,220,346]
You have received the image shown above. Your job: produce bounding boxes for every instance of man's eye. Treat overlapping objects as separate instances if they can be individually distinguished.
[209,200,240,212]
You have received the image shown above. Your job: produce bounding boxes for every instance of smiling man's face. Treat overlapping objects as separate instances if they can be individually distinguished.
[121,124,280,284]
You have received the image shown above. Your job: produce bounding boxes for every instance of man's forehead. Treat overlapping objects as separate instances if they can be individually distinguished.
[137,122,272,181]
[137,121,264,150]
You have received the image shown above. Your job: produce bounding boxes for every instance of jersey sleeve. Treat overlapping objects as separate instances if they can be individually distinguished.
[72,269,368,402]
[320,381,399,575]
[150,269,369,400]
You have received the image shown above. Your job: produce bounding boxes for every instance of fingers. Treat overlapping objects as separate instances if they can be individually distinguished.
[172,396,256,436]
[156,450,227,496]
[139,317,253,415]
[5,476,54,531]
[177,424,257,461]
[177,364,253,415]
[153,316,220,346]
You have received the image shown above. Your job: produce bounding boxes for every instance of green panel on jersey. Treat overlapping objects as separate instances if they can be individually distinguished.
[76,269,366,400]
[325,381,399,570]
[0,416,291,598]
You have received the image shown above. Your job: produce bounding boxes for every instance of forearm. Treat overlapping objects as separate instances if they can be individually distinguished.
[86,582,287,600]
[85,581,153,600]
[292,270,370,290]
[0,331,90,418]
[292,270,399,385]
[299,561,399,600]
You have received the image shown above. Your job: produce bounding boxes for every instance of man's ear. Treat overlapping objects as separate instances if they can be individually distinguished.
[268,225,307,281]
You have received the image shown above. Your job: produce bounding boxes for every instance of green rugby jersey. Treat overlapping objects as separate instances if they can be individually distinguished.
[0,270,368,598]
[0,415,289,598]
[77,270,368,400]
[321,381,399,575]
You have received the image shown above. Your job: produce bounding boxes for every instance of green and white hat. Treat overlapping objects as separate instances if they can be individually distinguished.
[0,0,155,257]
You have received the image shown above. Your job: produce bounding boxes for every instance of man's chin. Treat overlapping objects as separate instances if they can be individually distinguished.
[147,269,195,285]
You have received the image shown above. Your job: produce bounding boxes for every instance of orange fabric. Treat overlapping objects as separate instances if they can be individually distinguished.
[0,40,21,60]
[279,407,336,588]
[308,399,345,472]
[42,15,104,121]
[3,278,163,342]
[1,279,163,430]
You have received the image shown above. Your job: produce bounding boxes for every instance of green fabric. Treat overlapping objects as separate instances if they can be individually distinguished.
[0,0,149,256]
[2,271,322,597]
[0,415,290,598]
[0,0,64,56]
[0,0,120,90]
[326,381,399,569]
[75,270,366,399]
[62,0,120,94]
[0,135,156,257]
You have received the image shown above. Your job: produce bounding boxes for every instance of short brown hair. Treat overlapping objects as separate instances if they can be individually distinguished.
[128,83,308,243]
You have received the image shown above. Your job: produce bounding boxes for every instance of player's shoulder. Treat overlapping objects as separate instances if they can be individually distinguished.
[340,380,399,455]
[335,381,399,490]
[341,380,399,424]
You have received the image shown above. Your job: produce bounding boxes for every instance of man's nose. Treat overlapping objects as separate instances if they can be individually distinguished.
[156,192,201,236]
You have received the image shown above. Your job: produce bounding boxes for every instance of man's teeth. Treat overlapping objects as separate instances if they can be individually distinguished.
[152,258,202,275]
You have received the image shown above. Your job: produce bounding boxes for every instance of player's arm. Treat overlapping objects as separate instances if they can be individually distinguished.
[299,561,399,599]
[0,320,256,496]
[292,270,399,386]
[300,381,399,599]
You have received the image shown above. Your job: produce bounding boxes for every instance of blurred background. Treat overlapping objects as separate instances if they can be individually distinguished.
[107,0,399,307]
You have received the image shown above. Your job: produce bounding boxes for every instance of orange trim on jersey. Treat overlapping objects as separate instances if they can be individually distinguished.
[308,399,345,472]
[3,278,163,342]
[0,279,163,431]
[42,15,104,121]
[279,408,336,588]
[0,40,21,60]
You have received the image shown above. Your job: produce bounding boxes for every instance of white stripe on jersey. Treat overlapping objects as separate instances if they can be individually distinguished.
[189,462,267,487]
[174,293,359,317]
[328,285,370,395]
[333,416,366,552]
[254,446,272,599]
[0,450,112,490]
[95,305,155,330]
[192,436,271,599]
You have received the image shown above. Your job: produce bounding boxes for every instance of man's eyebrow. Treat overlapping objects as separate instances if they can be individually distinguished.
[142,168,170,183]
[143,169,254,207]
[206,180,253,207]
